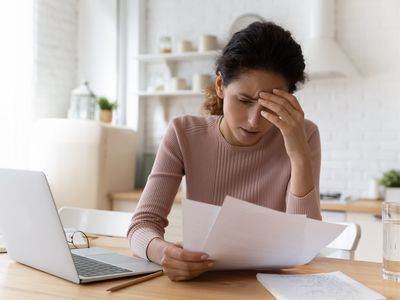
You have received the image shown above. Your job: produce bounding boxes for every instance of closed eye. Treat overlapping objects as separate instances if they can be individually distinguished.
[239,98,255,105]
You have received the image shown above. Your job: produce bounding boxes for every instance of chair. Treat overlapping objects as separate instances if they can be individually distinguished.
[30,118,137,210]
[319,222,361,260]
[58,206,133,238]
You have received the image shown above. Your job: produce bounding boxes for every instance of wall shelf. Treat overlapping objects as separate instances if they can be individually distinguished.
[134,50,221,62]
[137,90,204,97]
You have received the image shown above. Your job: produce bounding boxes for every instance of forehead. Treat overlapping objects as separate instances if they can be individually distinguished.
[227,70,288,96]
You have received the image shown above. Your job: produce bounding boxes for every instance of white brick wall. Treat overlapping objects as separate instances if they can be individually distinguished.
[34,0,78,119]
[138,0,400,198]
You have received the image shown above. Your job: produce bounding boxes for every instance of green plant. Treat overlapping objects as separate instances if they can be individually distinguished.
[98,96,118,111]
[379,169,400,188]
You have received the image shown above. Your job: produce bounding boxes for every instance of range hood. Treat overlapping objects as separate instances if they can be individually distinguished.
[303,0,358,79]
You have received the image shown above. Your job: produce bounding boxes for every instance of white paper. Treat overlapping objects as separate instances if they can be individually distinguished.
[182,199,220,251]
[256,271,386,300]
[183,196,345,270]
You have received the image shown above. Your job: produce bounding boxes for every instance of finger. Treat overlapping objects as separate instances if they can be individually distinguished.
[163,245,209,262]
[259,92,297,117]
[260,110,286,129]
[162,255,213,272]
[272,89,304,114]
[163,263,211,281]
[258,98,292,122]
[163,263,211,277]
[174,241,183,248]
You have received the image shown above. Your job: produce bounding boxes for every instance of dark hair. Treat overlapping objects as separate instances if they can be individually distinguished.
[202,21,306,115]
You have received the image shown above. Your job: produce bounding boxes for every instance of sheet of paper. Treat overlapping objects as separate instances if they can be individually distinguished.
[202,196,308,269]
[182,199,220,251]
[183,196,345,270]
[256,271,386,300]
[300,217,348,263]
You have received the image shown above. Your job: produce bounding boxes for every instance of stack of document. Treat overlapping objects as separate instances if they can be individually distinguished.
[183,196,345,270]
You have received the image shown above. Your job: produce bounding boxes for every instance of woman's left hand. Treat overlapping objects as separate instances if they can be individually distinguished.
[258,89,309,161]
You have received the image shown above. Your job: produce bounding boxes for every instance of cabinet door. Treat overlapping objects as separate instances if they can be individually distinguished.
[346,212,382,262]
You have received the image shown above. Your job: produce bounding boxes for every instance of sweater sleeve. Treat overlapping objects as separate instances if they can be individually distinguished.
[127,120,184,259]
[286,125,322,220]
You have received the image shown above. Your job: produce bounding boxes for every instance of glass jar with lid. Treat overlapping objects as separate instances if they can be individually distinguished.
[159,36,172,54]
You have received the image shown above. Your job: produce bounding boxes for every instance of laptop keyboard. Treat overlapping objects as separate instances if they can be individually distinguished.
[72,254,132,277]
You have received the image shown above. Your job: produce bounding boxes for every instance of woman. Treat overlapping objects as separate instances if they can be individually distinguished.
[128,21,322,281]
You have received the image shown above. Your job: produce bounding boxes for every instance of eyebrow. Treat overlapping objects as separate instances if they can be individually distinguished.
[239,93,258,101]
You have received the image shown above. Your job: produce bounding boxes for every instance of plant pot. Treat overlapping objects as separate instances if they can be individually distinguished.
[100,110,112,123]
[385,187,400,203]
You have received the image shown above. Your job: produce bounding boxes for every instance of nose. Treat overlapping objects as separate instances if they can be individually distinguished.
[247,104,263,128]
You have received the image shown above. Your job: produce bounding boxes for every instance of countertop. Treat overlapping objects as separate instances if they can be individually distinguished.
[110,191,383,214]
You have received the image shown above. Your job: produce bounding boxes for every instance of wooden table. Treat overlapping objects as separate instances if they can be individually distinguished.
[0,236,399,299]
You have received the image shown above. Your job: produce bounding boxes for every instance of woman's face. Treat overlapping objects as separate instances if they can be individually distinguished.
[216,69,289,146]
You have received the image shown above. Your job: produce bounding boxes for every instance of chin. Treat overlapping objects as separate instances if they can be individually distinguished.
[234,133,261,146]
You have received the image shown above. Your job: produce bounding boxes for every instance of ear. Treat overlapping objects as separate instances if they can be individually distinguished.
[215,72,224,99]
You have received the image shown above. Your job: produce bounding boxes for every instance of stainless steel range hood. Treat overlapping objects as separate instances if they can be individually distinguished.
[303,0,358,79]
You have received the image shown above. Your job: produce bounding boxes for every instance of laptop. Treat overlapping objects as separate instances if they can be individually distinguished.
[0,168,162,284]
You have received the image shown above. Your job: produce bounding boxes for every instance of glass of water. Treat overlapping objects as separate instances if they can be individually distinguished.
[383,202,400,282]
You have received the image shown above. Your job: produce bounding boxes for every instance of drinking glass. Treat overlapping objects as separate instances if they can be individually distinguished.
[382,202,400,282]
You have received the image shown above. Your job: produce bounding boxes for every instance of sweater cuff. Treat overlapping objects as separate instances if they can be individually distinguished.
[286,187,321,220]
[128,228,163,260]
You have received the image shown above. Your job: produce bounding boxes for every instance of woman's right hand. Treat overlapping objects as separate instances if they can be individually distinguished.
[160,243,214,281]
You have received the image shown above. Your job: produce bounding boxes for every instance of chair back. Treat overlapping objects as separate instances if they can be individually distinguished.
[58,206,133,237]
[321,222,361,259]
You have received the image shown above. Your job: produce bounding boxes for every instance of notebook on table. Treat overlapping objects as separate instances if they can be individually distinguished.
[0,168,162,284]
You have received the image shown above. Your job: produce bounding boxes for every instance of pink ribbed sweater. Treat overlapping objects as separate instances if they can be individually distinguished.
[128,115,321,259]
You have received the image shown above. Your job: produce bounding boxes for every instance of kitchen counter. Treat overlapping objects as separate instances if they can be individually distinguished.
[110,189,184,203]
[320,199,383,215]
[110,191,382,214]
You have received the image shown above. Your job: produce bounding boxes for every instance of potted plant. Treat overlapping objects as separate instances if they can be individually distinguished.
[98,96,117,123]
[379,169,400,203]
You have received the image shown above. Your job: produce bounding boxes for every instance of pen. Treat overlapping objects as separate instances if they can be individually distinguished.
[106,270,164,292]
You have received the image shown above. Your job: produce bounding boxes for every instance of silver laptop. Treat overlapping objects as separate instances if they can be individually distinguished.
[0,168,162,284]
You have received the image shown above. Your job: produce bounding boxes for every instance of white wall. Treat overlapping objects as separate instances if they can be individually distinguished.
[78,0,117,100]
[132,0,400,198]
[34,0,78,119]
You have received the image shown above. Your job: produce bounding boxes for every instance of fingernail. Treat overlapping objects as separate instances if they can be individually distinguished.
[208,262,214,267]
[272,88,279,93]
[201,254,209,260]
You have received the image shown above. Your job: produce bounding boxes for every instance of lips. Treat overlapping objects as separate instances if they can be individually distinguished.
[240,127,259,135]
